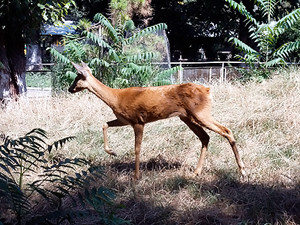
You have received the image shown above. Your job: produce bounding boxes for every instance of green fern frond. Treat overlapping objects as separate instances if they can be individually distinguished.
[275,8,300,35]
[123,19,135,33]
[66,71,77,80]
[47,136,76,153]
[234,53,260,65]
[123,63,151,73]
[82,31,111,49]
[124,23,167,45]
[25,128,48,139]
[257,0,278,20]
[93,13,119,43]
[273,41,300,59]
[256,23,275,36]
[156,66,182,80]
[125,52,159,63]
[68,42,85,59]
[229,37,259,55]
[225,0,259,26]
[264,57,286,67]
[48,48,70,64]
[90,58,110,67]
[108,48,120,62]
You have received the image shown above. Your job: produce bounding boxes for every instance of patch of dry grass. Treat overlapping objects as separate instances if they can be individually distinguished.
[1,69,300,224]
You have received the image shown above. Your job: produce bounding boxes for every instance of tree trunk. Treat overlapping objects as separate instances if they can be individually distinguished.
[0,25,27,105]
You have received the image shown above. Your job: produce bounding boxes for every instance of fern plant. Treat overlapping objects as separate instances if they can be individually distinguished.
[0,129,127,225]
[226,0,300,68]
[50,13,180,89]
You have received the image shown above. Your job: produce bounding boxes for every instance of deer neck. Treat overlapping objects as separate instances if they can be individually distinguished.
[87,75,118,109]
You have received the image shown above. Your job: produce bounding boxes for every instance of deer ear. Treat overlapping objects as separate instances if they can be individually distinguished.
[71,62,84,72]
[80,61,93,75]
[81,61,89,69]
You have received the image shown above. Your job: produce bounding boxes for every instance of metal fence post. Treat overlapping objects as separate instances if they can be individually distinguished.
[178,55,183,83]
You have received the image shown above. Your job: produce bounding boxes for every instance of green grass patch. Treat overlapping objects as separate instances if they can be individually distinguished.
[26,72,52,88]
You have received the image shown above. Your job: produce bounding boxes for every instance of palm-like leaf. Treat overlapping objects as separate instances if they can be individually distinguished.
[93,13,119,43]
[124,23,168,45]
[125,52,160,63]
[229,37,259,55]
[256,0,278,20]
[273,41,300,59]
[49,48,71,64]
[264,57,286,67]
[225,0,259,26]
[50,13,176,87]
[275,8,300,35]
[155,66,182,81]
[82,30,111,49]
[90,58,110,68]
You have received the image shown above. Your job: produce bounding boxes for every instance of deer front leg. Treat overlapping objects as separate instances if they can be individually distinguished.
[102,119,128,156]
[133,124,144,180]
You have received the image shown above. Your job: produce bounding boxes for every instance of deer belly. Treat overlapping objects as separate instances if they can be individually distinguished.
[135,109,182,124]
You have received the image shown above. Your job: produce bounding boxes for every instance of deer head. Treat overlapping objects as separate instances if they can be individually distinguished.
[68,62,92,93]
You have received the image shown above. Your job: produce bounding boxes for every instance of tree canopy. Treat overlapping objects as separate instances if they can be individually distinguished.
[0,0,74,101]
[226,0,300,67]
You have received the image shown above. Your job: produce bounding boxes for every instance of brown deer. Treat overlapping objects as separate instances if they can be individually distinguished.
[69,62,246,180]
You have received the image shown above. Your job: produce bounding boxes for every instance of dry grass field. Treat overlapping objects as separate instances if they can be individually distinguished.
[1,69,300,224]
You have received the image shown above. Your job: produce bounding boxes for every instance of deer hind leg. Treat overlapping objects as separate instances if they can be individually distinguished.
[180,116,210,176]
[133,124,144,180]
[195,115,246,177]
[102,119,128,156]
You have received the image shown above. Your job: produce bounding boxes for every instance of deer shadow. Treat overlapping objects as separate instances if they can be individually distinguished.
[109,154,182,173]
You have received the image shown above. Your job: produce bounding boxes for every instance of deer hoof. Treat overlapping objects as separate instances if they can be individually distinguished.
[105,148,117,156]
[193,168,203,177]
[240,169,247,181]
[134,173,142,180]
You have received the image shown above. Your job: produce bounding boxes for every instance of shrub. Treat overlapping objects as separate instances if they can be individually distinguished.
[0,128,128,224]
[49,13,180,90]
[226,0,300,68]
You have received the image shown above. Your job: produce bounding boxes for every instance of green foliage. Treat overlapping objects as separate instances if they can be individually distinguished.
[38,1,76,23]
[0,0,75,34]
[26,72,52,88]
[109,0,153,25]
[50,13,180,89]
[231,66,271,83]
[226,0,300,68]
[0,129,127,224]
[278,19,300,61]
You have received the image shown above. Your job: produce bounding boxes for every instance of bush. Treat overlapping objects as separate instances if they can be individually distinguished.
[26,72,52,88]
[232,66,272,83]
[0,128,128,224]
[49,13,180,91]
[226,0,300,68]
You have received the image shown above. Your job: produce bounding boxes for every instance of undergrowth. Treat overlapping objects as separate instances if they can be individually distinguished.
[0,129,128,225]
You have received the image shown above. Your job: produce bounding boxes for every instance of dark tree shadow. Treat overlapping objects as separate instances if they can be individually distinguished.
[211,171,300,224]
[109,160,300,225]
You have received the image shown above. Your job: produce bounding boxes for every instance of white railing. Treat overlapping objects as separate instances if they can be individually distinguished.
[162,61,246,83]
[28,61,299,83]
